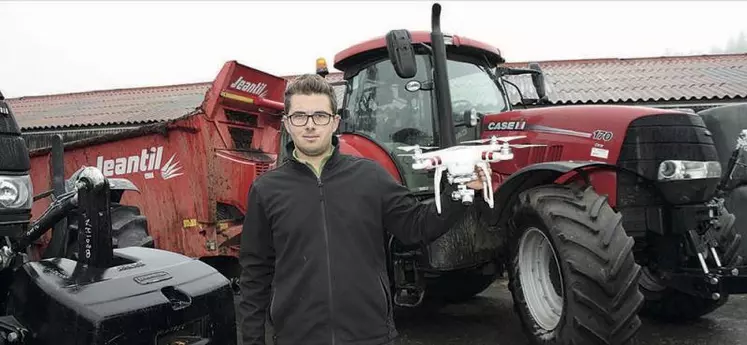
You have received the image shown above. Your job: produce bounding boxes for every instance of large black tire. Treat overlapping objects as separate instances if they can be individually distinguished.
[507,184,643,345]
[639,204,743,322]
[66,203,153,260]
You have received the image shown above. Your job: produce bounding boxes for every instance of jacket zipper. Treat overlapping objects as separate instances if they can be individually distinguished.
[318,175,336,345]
[296,158,337,344]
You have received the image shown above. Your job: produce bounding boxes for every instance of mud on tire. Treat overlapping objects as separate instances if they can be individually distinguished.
[639,203,743,322]
[66,203,153,259]
[507,184,644,345]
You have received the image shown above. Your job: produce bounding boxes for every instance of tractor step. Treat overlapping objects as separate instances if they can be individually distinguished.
[392,249,426,307]
[394,287,425,307]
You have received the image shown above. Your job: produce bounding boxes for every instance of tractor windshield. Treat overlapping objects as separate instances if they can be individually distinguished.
[448,57,509,145]
[341,54,508,193]
[448,59,509,124]
[342,55,435,192]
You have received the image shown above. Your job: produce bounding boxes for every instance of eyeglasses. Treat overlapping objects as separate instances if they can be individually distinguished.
[285,111,335,127]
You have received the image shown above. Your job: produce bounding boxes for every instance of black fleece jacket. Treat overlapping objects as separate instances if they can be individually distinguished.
[239,137,471,345]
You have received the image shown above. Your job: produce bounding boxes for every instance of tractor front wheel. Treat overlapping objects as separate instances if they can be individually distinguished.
[507,184,644,345]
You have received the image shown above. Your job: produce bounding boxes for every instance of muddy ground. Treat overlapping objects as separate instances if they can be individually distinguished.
[236,278,747,345]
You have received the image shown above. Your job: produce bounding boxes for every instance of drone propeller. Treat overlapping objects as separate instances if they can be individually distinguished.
[461,135,527,144]
[397,145,438,152]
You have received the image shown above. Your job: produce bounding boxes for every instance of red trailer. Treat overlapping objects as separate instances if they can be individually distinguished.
[26,61,288,279]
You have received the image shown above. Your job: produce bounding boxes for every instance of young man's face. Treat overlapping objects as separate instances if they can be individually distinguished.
[284,93,339,157]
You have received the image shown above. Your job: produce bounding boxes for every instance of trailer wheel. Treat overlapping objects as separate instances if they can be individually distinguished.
[507,184,643,345]
[67,203,153,259]
[639,204,743,322]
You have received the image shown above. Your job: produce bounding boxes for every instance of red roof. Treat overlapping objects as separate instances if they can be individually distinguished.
[6,53,747,131]
[333,31,503,70]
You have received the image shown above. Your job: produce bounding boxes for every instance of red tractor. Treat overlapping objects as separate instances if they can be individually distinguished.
[318,3,747,345]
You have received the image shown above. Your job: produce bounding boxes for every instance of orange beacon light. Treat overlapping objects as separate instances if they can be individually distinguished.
[316,57,329,78]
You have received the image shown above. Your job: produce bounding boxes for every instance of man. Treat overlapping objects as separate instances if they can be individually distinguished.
[239,74,489,345]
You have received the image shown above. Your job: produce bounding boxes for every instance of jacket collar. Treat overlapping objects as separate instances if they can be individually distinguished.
[284,135,342,168]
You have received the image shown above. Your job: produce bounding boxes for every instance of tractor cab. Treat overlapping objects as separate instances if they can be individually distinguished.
[329,28,546,194]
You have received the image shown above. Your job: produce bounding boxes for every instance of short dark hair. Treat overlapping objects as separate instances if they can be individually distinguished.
[284,74,338,114]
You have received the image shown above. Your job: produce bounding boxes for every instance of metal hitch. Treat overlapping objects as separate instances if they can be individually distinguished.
[665,229,747,299]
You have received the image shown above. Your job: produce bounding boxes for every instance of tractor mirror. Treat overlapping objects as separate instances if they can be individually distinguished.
[528,62,548,103]
[463,109,480,128]
[386,29,417,79]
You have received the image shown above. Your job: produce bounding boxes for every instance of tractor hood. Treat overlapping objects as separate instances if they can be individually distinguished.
[481,104,722,205]
[480,104,695,165]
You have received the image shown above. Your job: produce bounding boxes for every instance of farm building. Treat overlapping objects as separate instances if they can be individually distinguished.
[5,52,747,151]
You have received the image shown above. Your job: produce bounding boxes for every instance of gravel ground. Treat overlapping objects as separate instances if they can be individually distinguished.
[236,278,747,345]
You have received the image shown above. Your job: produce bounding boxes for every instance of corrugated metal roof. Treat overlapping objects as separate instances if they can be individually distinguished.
[306,54,747,108]
[7,82,211,130]
[500,53,747,105]
[8,73,344,131]
[7,53,746,131]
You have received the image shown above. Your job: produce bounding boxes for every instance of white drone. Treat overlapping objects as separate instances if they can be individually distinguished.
[398,135,544,214]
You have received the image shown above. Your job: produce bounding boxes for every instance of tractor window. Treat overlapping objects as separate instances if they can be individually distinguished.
[342,55,436,193]
[342,55,435,150]
[447,59,509,123]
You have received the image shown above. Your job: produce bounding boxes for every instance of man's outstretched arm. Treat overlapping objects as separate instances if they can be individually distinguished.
[375,162,475,245]
[239,183,275,345]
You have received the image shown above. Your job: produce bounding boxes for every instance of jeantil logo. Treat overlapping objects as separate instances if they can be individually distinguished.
[95,146,183,180]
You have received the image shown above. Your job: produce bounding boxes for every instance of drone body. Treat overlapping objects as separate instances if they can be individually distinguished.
[399,135,544,214]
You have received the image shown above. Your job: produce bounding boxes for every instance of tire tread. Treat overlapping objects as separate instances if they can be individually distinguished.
[508,184,643,345]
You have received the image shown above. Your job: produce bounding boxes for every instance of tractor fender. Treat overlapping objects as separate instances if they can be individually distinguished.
[64,167,140,193]
[107,178,140,193]
[486,160,614,227]
[64,167,141,203]
[101,177,141,203]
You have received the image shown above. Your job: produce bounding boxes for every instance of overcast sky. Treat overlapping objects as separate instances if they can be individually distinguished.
[1,0,746,99]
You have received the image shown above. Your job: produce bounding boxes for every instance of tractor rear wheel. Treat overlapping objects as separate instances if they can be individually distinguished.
[507,184,643,345]
[66,203,153,259]
[639,204,743,322]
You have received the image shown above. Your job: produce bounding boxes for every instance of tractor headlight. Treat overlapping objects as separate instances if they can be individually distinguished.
[658,160,722,181]
[0,175,33,209]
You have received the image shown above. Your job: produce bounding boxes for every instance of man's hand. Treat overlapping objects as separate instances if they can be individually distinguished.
[466,164,492,190]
